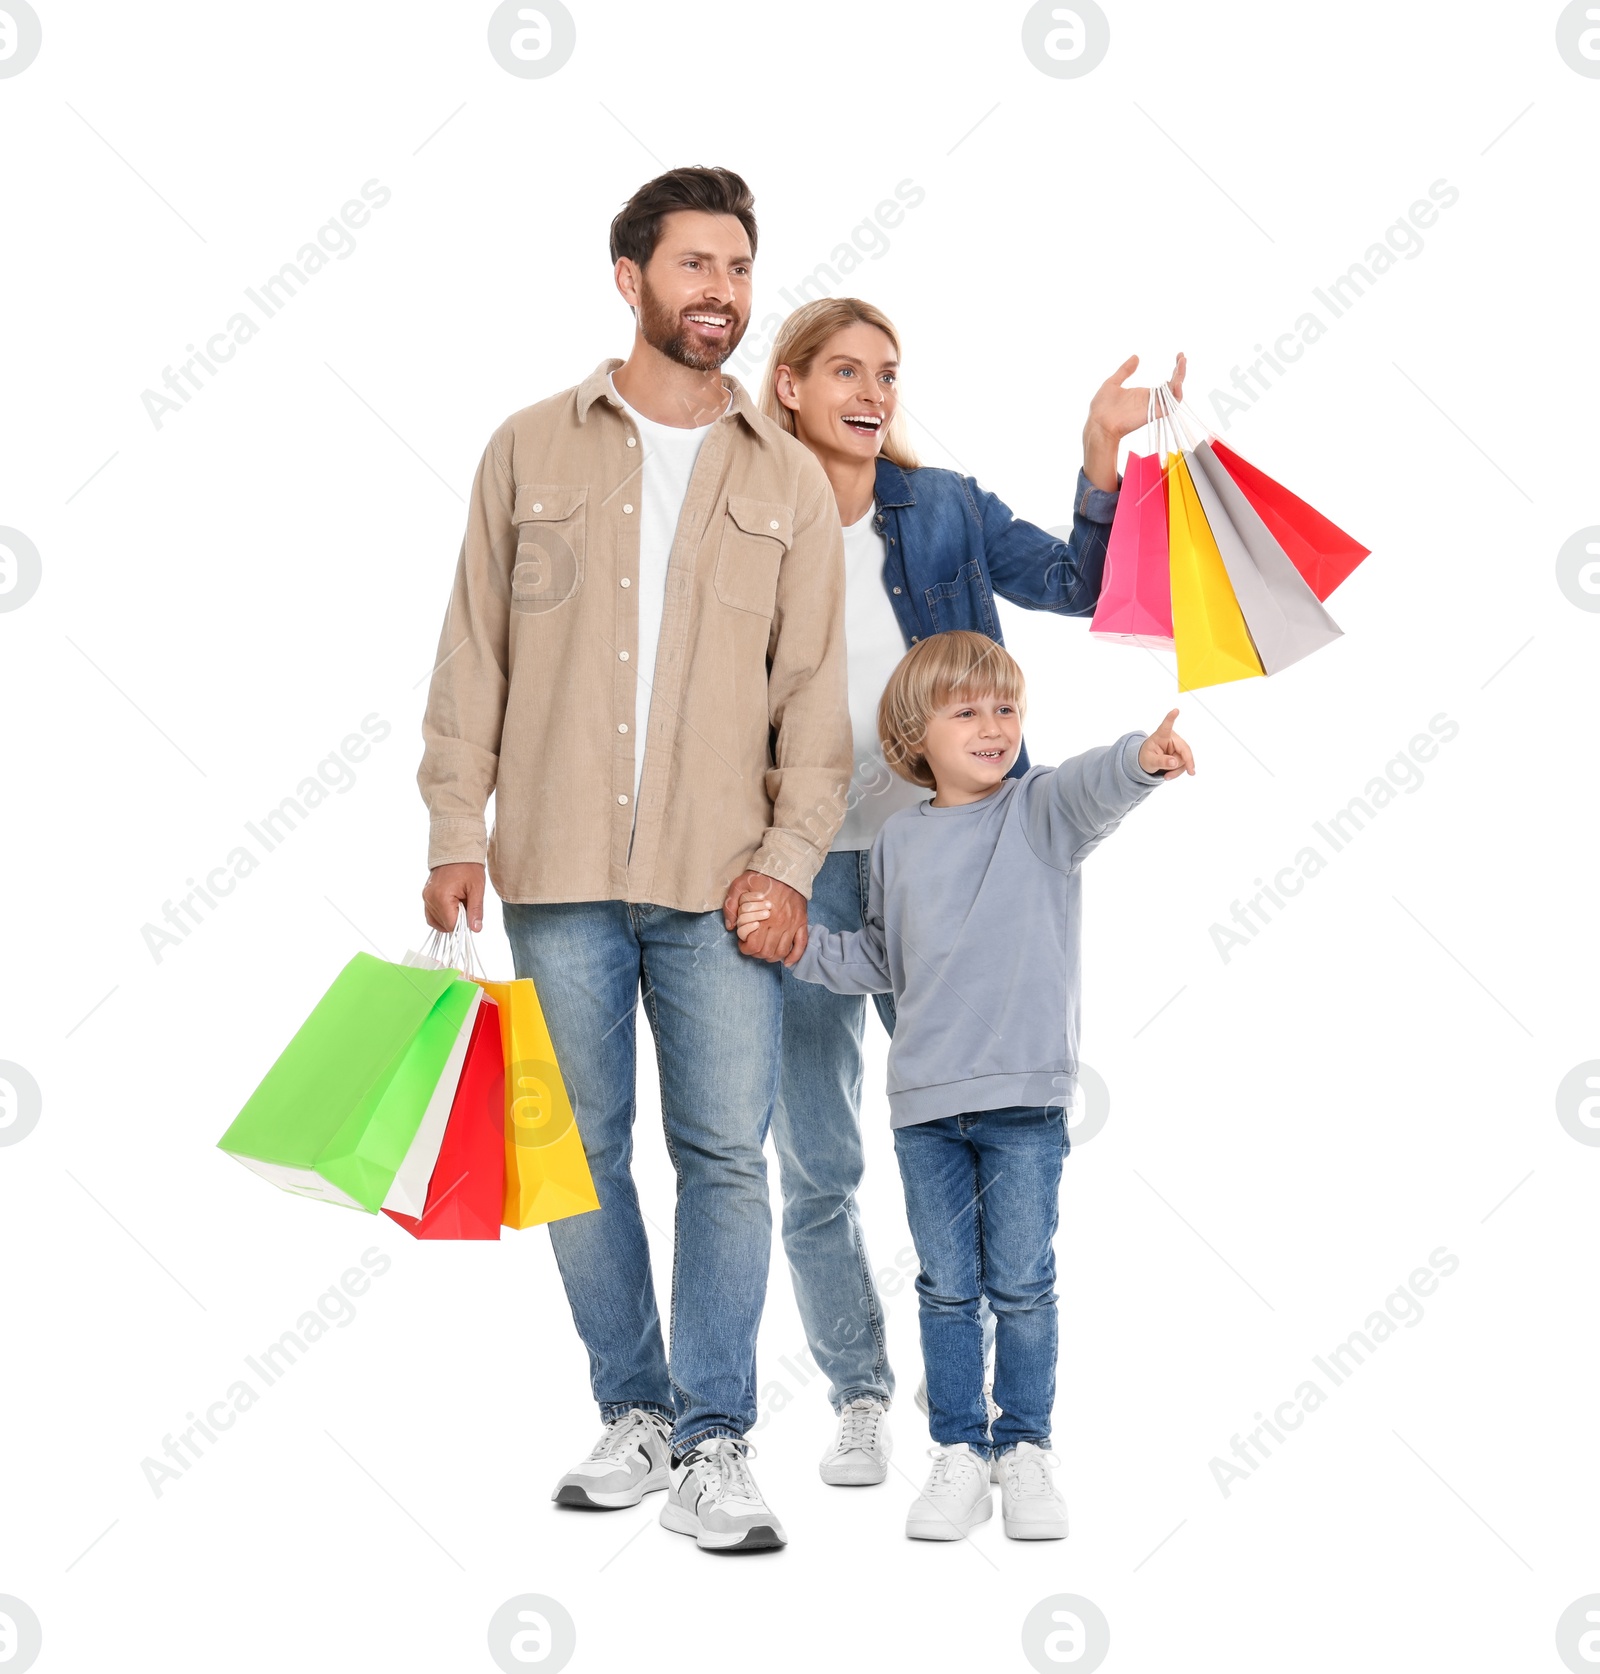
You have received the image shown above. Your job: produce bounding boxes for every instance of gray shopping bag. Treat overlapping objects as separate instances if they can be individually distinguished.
[1187,439,1343,675]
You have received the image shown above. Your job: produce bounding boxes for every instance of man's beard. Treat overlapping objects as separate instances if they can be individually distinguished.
[637,276,746,371]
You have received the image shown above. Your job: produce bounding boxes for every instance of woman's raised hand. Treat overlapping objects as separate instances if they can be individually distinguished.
[1081,352,1186,491]
[1086,352,1187,442]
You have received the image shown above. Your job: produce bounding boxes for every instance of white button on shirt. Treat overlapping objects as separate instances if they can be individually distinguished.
[609,376,715,810]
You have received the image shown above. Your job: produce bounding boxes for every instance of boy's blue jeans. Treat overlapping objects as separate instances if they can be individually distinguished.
[502,899,780,1455]
[893,1105,1068,1456]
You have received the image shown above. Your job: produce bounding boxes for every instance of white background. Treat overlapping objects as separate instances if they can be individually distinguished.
[2,2,1597,1671]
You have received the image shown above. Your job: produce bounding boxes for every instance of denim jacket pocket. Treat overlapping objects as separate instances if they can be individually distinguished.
[715,496,792,617]
[924,559,995,635]
[511,484,586,615]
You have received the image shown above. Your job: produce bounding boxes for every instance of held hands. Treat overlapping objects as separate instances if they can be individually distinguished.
[722,870,809,966]
[1139,709,1196,780]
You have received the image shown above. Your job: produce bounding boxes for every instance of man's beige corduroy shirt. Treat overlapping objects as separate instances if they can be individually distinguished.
[418,360,852,912]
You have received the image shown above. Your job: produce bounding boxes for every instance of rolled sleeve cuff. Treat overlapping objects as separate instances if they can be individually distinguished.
[427,816,488,870]
[747,836,824,901]
[1075,466,1120,526]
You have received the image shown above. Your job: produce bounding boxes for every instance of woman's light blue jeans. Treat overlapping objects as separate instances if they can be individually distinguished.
[771,848,898,1412]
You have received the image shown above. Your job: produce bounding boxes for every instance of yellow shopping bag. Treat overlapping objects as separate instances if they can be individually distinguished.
[473,977,600,1230]
[1166,451,1265,692]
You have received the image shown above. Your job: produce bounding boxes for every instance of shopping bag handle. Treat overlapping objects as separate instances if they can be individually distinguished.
[1156,380,1213,453]
[417,907,486,978]
[1129,380,1189,463]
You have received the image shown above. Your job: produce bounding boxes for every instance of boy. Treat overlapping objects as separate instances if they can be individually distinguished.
[737,630,1194,1540]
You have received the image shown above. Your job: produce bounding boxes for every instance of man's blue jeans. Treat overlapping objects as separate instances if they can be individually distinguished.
[892,1105,1068,1456]
[771,848,897,1412]
[503,900,781,1454]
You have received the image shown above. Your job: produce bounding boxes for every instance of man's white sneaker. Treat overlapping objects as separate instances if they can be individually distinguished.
[551,1409,673,1509]
[996,1442,1069,1539]
[905,1444,993,1541]
[819,1398,892,1486]
[659,1438,787,1552]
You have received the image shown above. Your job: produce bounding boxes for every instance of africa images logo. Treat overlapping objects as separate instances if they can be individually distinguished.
[0,2,43,77]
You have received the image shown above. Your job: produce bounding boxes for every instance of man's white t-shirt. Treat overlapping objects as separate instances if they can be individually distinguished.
[610,377,715,809]
[832,508,933,850]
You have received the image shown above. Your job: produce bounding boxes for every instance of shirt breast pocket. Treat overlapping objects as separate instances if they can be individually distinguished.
[511,484,586,615]
[924,560,994,635]
[714,496,793,618]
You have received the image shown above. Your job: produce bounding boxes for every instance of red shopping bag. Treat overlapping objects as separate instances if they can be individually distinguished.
[1089,451,1174,645]
[383,994,505,1241]
[1209,439,1369,601]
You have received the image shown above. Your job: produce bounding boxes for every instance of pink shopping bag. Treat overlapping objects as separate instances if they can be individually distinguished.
[1089,450,1174,646]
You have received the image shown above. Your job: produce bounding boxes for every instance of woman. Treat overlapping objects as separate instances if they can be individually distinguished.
[751,296,1183,1486]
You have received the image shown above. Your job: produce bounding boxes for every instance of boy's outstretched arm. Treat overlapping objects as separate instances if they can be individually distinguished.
[1024,709,1193,873]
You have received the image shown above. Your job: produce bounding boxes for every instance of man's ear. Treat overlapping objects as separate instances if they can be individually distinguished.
[774,364,801,414]
[614,256,640,310]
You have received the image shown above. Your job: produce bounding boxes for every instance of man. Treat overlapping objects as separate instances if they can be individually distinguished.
[418,166,850,1553]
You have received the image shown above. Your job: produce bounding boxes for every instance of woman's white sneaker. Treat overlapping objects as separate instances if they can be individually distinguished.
[550,1409,672,1509]
[996,1442,1069,1539]
[905,1444,993,1541]
[659,1439,787,1551]
[819,1398,892,1486]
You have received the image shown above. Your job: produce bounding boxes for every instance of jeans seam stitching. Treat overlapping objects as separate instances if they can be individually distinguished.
[638,958,684,1434]
[849,1200,891,1386]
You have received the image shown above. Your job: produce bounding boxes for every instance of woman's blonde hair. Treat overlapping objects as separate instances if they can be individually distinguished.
[878,631,1027,789]
[760,298,920,470]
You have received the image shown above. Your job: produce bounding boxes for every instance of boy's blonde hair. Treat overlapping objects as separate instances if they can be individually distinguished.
[759,298,920,470]
[878,631,1027,789]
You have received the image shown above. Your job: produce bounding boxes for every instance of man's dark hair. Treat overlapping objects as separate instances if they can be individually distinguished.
[609,166,757,269]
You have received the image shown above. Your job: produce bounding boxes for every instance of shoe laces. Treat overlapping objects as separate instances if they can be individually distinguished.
[835,1399,885,1454]
[683,1438,760,1505]
[591,1409,666,1464]
[1003,1445,1060,1497]
[924,1444,984,1494]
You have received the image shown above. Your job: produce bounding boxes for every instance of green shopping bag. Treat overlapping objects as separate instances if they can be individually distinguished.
[219,953,478,1213]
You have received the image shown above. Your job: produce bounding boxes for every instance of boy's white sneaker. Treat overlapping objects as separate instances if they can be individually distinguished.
[996,1442,1069,1539]
[905,1444,993,1541]
[819,1398,892,1486]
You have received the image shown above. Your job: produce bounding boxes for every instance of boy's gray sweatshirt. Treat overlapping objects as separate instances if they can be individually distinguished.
[791,733,1166,1127]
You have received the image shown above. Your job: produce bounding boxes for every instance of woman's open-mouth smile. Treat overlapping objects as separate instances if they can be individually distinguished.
[840,412,883,436]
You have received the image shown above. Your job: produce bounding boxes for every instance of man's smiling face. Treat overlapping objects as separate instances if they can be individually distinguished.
[631,208,753,371]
